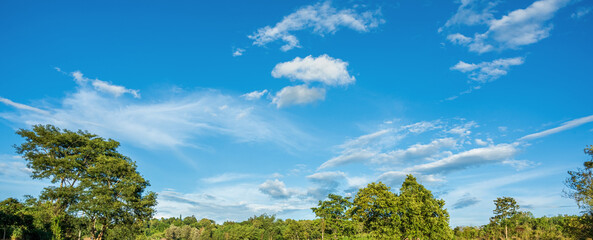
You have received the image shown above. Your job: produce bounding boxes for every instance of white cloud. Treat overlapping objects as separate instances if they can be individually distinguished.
[241,89,268,100]
[382,138,457,164]
[475,138,489,146]
[444,0,570,52]
[378,171,445,187]
[318,148,377,170]
[447,121,477,136]
[405,143,520,174]
[451,57,524,82]
[259,179,295,199]
[272,55,355,86]
[519,114,593,141]
[306,171,350,199]
[441,0,497,29]
[318,120,474,170]
[0,86,308,150]
[157,185,312,223]
[0,97,49,115]
[202,173,254,184]
[502,159,538,170]
[232,48,245,57]
[72,71,140,98]
[572,6,592,19]
[249,1,383,51]
[272,85,326,108]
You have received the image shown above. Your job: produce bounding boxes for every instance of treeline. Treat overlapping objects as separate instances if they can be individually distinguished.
[1,125,592,239]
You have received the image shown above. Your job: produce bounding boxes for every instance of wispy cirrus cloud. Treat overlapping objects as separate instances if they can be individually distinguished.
[249,1,383,51]
[0,97,49,115]
[72,71,140,98]
[0,71,309,150]
[440,0,497,30]
[519,114,593,141]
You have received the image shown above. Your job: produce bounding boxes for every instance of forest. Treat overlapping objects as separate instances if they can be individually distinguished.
[1,125,592,240]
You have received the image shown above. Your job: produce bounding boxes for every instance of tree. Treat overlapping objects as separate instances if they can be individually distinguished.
[565,145,593,237]
[0,198,23,240]
[397,175,453,239]
[312,194,353,239]
[566,145,593,212]
[349,182,400,239]
[490,196,519,239]
[15,124,157,240]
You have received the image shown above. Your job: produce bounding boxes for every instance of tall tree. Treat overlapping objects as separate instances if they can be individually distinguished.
[565,145,593,237]
[397,175,453,239]
[490,196,519,240]
[565,145,593,212]
[15,124,157,240]
[349,182,400,239]
[312,194,353,239]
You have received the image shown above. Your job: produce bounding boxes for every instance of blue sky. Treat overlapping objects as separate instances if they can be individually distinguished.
[0,0,592,226]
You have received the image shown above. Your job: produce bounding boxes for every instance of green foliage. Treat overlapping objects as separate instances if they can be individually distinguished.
[491,196,519,223]
[397,175,453,239]
[566,145,593,213]
[312,193,356,238]
[349,182,400,239]
[14,124,157,240]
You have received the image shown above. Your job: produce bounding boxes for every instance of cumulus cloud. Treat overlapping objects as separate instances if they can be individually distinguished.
[259,179,294,199]
[519,114,593,141]
[272,85,326,108]
[72,71,140,98]
[444,0,570,52]
[241,89,268,100]
[232,48,245,57]
[249,1,383,51]
[272,55,355,86]
[451,57,525,82]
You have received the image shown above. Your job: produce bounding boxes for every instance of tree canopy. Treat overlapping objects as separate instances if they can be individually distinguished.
[14,124,157,240]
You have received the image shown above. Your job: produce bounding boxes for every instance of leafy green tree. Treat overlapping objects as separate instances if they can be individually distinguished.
[566,145,593,212]
[15,124,157,240]
[0,198,23,239]
[490,196,519,240]
[312,193,353,239]
[565,145,593,238]
[397,175,453,239]
[349,182,400,239]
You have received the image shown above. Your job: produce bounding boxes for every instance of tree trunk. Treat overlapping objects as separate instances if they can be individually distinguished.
[504,225,507,240]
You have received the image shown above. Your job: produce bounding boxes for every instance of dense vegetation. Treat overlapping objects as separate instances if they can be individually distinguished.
[1,125,592,239]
